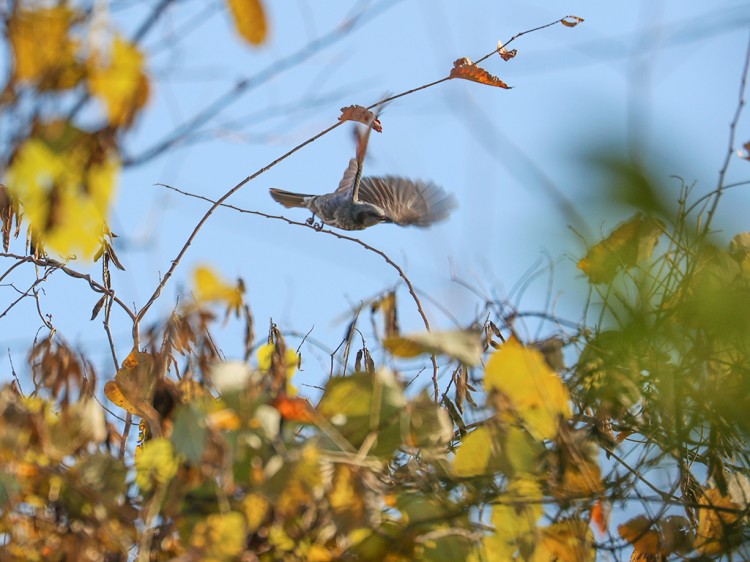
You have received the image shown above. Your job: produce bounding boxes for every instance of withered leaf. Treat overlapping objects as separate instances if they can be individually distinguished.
[496,43,518,61]
[339,105,383,132]
[371,291,399,338]
[450,58,510,89]
[561,15,585,28]
[90,295,107,321]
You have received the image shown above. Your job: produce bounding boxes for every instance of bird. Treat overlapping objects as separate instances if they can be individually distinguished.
[269,157,456,231]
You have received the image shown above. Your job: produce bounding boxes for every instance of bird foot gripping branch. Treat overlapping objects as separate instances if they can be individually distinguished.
[269,106,456,231]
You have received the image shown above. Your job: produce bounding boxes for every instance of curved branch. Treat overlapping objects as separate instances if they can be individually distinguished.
[134,121,345,344]
[0,253,136,321]
[158,183,442,395]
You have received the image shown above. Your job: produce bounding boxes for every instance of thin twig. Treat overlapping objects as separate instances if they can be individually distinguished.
[703,31,750,234]
[133,120,345,347]
[0,253,136,321]
[124,0,402,167]
[158,183,441,392]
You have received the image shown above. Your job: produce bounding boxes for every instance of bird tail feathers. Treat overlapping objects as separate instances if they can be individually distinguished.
[269,188,311,209]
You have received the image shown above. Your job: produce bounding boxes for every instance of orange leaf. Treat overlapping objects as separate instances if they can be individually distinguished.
[227,0,268,46]
[339,105,382,133]
[273,396,314,423]
[561,15,585,28]
[591,501,609,535]
[450,58,510,89]
[618,515,661,555]
[104,349,158,418]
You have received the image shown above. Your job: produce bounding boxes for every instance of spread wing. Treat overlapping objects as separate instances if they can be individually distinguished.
[335,159,360,196]
[357,176,456,227]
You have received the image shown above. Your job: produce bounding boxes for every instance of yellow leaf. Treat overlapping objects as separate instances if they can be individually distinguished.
[384,330,483,366]
[242,493,269,533]
[6,126,118,259]
[485,338,571,441]
[453,424,540,479]
[104,350,157,417]
[694,488,741,555]
[88,35,150,127]
[531,519,595,562]
[371,291,398,337]
[8,7,83,89]
[257,343,299,387]
[276,445,322,517]
[193,265,244,313]
[190,511,246,562]
[227,0,269,46]
[329,464,366,526]
[578,214,663,284]
[483,477,543,559]
[104,380,138,415]
[135,438,178,492]
[453,426,493,478]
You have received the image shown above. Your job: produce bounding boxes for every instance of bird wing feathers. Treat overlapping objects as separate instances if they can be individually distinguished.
[357,176,456,227]
[335,159,359,194]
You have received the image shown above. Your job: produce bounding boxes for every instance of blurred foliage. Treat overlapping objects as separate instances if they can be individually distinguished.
[1,1,749,561]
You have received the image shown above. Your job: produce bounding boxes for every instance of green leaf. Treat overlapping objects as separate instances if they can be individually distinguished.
[0,471,19,508]
[171,404,208,464]
[318,370,405,458]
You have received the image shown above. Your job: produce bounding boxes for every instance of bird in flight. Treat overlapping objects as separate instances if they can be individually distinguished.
[269,111,455,231]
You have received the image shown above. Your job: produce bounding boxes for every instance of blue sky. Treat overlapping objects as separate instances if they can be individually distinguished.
[2,0,750,394]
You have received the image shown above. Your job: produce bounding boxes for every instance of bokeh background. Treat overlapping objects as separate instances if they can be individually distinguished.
[2,0,750,392]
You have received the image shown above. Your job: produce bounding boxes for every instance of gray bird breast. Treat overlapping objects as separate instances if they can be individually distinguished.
[308,193,385,231]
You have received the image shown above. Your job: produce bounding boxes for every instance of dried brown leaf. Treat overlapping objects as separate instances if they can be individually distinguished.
[90,295,107,321]
[561,15,585,28]
[450,58,511,89]
[339,105,382,132]
[371,291,399,338]
[497,43,518,61]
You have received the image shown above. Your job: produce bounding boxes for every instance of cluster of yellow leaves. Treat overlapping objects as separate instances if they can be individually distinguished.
[191,512,247,562]
[8,6,150,127]
[8,6,82,90]
[6,122,118,259]
[3,4,155,260]
[453,338,603,562]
